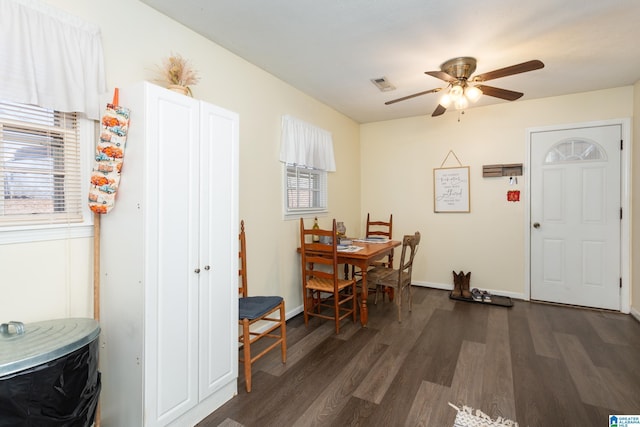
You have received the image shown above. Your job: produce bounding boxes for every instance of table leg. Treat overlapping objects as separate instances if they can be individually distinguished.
[387,288,394,301]
[360,269,369,327]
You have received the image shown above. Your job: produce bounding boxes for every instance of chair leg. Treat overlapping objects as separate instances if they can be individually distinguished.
[334,291,340,334]
[280,303,287,363]
[352,281,357,323]
[397,287,402,323]
[303,289,310,327]
[242,318,252,392]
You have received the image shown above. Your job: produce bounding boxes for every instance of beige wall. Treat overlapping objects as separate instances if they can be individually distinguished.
[361,87,634,310]
[1,0,637,322]
[0,0,360,322]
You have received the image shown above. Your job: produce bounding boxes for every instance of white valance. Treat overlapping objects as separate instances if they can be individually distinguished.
[280,115,336,172]
[0,0,106,120]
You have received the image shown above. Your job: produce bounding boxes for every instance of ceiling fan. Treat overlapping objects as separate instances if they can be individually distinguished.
[385,57,544,116]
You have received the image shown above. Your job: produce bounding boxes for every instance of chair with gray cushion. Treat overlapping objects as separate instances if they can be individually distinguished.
[238,220,286,392]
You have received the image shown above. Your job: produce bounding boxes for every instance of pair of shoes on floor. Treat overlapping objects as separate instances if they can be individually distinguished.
[471,288,492,302]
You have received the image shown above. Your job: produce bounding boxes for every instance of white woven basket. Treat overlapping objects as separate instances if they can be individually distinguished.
[449,403,519,427]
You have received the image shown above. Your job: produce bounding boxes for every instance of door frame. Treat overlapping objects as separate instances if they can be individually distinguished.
[524,118,631,313]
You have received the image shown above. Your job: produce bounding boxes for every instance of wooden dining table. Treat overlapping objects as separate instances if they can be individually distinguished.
[337,239,401,327]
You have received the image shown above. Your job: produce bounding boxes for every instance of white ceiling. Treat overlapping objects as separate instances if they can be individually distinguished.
[140,0,640,123]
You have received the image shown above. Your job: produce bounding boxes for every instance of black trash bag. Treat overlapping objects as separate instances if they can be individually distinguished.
[0,339,101,427]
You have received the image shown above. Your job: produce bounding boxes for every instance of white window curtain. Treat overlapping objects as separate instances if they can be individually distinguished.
[0,0,106,120]
[280,115,336,172]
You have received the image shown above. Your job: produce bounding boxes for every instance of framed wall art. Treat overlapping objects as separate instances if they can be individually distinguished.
[433,166,470,213]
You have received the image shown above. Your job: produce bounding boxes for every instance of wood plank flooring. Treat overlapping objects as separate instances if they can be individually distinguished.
[198,287,640,427]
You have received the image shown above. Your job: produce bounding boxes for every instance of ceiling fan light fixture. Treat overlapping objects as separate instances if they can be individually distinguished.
[465,85,482,102]
[449,84,464,98]
[440,93,452,108]
[454,95,469,110]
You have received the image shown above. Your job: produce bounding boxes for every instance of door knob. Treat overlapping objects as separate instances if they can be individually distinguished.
[194,268,201,273]
[533,222,541,229]
[204,265,210,270]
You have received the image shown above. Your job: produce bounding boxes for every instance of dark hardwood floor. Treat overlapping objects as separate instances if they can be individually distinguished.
[199,287,640,427]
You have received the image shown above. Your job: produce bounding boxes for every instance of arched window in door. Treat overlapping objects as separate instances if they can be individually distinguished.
[544,138,606,164]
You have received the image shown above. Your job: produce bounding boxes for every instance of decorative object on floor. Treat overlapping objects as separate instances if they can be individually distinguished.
[154,52,200,96]
[449,402,519,427]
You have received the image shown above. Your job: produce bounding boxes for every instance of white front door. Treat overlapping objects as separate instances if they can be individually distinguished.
[530,124,621,310]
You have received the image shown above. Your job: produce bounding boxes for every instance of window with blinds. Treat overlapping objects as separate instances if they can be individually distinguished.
[284,164,327,218]
[0,101,82,226]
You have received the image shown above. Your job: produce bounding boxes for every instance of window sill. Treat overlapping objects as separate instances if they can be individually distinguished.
[0,223,94,245]
[283,210,328,221]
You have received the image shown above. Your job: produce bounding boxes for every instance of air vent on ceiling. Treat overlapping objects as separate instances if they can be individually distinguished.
[370,76,396,92]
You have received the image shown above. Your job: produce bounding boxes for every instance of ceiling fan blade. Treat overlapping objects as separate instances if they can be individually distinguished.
[432,104,447,117]
[384,88,442,105]
[472,60,544,82]
[476,85,524,101]
[425,70,458,83]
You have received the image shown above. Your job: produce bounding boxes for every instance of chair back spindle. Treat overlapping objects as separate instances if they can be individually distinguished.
[239,220,248,297]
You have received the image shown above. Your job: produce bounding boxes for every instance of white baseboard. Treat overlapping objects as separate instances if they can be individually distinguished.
[287,305,303,320]
[410,280,527,301]
[287,283,637,321]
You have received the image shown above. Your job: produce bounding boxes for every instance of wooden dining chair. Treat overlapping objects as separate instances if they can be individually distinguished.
[367,231,420,322]
[300,218,357,334]
[238,220,286,392]
[366,213,393,267]
[353,213,393,302]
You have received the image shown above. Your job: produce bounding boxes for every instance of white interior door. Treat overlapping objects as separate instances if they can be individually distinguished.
[530,124,621,310]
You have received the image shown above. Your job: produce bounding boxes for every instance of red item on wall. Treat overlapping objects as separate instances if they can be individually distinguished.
[507,190,520,202]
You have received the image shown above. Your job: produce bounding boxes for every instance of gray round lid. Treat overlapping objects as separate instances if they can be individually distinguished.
[0,318,100,378]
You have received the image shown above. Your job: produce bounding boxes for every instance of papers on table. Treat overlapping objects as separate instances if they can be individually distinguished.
[353,237,389,243]
[337,245,364,253]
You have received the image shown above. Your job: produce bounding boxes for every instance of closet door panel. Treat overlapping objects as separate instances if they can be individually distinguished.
[198,102,239,399]
[145,86,200,426]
